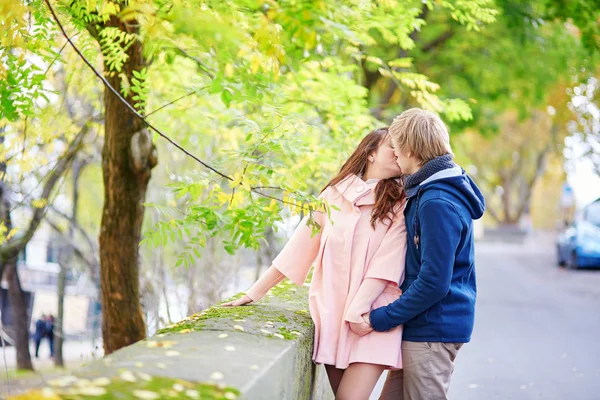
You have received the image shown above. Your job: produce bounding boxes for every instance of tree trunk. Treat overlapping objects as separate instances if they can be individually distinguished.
[54,264,66,367]
[55,159,84,367]
[98,15,157,354]
[0,130,33,370]
[4,259,33,370]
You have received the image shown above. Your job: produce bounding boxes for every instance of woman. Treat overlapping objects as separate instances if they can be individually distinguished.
[223,128,407,400]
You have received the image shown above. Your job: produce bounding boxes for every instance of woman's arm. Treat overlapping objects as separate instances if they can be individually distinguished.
[222,190,330,307]
[344,278,388,336]
[222,265,285,306]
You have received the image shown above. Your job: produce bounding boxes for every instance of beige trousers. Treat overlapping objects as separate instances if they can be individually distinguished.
[379,341,463,400]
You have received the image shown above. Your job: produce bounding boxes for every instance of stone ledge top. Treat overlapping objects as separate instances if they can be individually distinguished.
[12,279,313,400]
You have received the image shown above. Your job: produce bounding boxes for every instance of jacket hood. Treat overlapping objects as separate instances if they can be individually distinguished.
[420,168,486,220]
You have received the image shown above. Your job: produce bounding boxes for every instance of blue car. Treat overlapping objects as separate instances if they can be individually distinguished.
[557,198,600,268]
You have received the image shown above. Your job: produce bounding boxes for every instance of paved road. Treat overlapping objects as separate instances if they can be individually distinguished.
[372,232,600,400]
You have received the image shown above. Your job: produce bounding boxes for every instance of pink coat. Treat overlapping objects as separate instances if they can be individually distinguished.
[272,175,407,369]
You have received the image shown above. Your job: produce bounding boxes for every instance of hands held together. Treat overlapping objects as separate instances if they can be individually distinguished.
[349,313,373,337]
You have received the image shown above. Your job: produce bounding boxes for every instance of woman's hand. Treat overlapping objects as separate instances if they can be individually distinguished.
[362,312,371,326]
[349,320,373,336]
[349,313,374,337]
[221,295,253,307]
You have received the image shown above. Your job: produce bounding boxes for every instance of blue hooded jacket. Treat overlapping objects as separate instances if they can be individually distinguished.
[369,167,485,342]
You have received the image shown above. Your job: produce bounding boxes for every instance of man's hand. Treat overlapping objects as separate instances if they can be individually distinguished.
[221,295,253,307]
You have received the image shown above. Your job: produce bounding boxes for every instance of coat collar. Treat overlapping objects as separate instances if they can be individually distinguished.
[333,174,378,206]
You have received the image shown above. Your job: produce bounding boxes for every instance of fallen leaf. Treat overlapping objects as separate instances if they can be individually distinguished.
[133,389,160,399]
[92,377,111,386]
[210,372,224,380]
[250,365,259,370]
[273,333,285,339]
[173,383,185,392]
[138,372,152,381]
[48,376,78,387]
[74,379,91,387]
[166,350,181,356]
[233,319,246,322]
[260,329,272,335]
[185,389,200,398]
[78,386,107,396]
[156,362,167,369]
[179,329,193,334]
[233,325,244,331]
[41,387,58,398]
[224,346,235,351]
[218,333,228,339]
[120,370,137,383]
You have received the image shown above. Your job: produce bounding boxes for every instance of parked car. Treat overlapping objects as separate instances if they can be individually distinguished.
[557,198,600,268]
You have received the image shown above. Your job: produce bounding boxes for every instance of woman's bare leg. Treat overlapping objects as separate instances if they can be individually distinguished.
[335,363,386,400]
[325,364,346,395]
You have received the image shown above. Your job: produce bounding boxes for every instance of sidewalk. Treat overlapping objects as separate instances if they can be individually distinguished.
[0,339,103,396]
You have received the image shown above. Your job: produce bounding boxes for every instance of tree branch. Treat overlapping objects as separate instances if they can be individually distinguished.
[47,204,98,257]
[0,126,87,259]
[172,46,215,80]
[421,29,455,53]
[44,217,98,270]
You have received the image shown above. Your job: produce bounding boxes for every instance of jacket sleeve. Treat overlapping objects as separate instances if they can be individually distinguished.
[344,278,388,323]
[270,190,328,286]
[370,199,462,332]
[245,265,286,302]
[344,213,407,323]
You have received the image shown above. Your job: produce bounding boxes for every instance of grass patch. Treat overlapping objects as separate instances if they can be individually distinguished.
[10,375,240,400]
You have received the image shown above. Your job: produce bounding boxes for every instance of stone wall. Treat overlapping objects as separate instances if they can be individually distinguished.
[12,280,334,400]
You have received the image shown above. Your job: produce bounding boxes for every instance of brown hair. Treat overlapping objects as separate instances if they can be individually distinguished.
[321,128,405,228]
[389,108,453,164]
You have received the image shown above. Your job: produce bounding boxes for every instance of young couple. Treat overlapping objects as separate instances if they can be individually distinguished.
[223,108,485,400]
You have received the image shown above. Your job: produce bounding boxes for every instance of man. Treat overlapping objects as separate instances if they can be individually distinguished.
[366,108,485,399]
[34,314,46,358]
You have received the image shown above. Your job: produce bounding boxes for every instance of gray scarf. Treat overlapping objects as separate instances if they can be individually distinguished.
[403,154,457,198]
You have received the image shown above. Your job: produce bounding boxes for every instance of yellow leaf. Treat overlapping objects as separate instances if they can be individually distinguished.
[366,56,383,65]
[133,390,160,400]
[224,63,234,78]
[120,370,137,383]
[103,1,117,15]
[78,386,107,396]
[210,372,224,380]
[31,198,47,209]
[186,390,200,399]
[250,54,262,74]
[92,377,111,386]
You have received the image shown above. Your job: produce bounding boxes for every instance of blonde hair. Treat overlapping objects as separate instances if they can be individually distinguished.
[389,108,453,164]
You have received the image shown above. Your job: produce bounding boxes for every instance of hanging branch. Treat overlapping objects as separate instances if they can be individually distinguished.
[44,0,232,181]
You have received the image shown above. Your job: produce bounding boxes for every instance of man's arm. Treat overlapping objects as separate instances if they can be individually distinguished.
[369,199,463,332]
